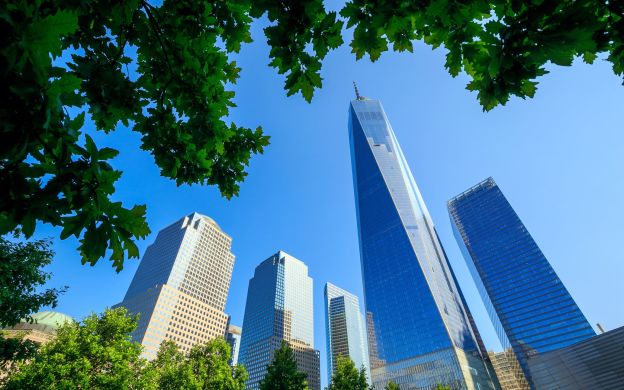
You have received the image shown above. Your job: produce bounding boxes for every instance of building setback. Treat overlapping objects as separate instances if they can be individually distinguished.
[527,326,624,389]
[324,282,370,385]
[448,177,595,387]
[238,251,320,390]
[348,93,496,389]
[116,212,235,359]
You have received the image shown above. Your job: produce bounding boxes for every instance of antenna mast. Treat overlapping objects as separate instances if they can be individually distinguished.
[353,81,363,100]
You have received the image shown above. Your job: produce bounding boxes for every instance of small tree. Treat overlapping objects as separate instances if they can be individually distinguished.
[0,236,66,328]
[3,308,153,390]
[0,236,67,372]
[152,338,248,389]
[385,381,401,390]
[260,341,308,390]
[328,355,369,390]
[435,385,451,390]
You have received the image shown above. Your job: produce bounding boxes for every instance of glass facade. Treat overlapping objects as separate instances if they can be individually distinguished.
[526,325,624,389]
[348,97,495,389]
[324,282,371,385]
[447,178,595,388]
[239,251,320,390]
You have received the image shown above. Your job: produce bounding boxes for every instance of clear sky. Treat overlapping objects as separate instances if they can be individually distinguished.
[36,19,624,388]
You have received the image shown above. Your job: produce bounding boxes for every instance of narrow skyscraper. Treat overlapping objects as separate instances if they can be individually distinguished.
[448,177,595,387]
[324,282,370,385]
[239,251,320,390]
[226,324,242,366]
[348,94,495,389]
[117,212,235,359]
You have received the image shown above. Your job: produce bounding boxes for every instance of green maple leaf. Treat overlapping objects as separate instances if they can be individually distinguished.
[25,10,78,58]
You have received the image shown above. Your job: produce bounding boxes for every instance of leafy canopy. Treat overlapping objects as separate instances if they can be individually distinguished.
[0,235,66,328]
[150,338,248,390]
[2,0,622,270]
[328,355,370,390]
[2,307,152,390]
[260,341,309,390]
[2,307,247,390]
[385,381,401,390]
[0,235,66,377]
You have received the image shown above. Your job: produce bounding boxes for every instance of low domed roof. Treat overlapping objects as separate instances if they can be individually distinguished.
[21,311,74,331]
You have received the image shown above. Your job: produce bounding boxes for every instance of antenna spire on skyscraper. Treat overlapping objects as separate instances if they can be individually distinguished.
[353,81,363,100]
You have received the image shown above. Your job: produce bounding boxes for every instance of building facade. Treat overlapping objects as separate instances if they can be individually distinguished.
[488,349,530,390]
[239,251,320,390]
[324,282,370,384]
[447,177,595,387]
[117,212,235,359]
[348,95,496,389]
[226,324,242,366]
[2,311,74,345]
[527,326,624,389]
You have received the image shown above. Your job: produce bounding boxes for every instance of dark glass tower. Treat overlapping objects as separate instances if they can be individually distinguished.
[349,95,496,389]
[447,177,595,387]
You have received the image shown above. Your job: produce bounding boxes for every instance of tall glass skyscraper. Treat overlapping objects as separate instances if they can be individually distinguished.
[239,251,320,390]
[117,212,235,359]
[348,94,496,389]
[447,177,595,387]
[324,282,370,385]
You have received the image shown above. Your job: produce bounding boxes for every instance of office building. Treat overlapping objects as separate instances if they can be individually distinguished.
[448,177,595,386]
[527,325,624,389]
[239,251,320,390]
[348,92,495,389]
[117,212,235,359]
[226,324,242,366]
[324,282,370,384]
[488,349,530,390]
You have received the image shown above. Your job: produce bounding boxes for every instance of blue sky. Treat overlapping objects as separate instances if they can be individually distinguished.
[36,20,624,388]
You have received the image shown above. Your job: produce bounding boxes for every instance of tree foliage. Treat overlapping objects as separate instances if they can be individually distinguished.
[150,338,248,390]
[259,341,309,390]
[2,307,246,389]
[0,235,66,328]
[328,356,370,390]
[342,0,624,110]
[384,381,400,390]
[2,307,152,389]
[0,235,67,379]
[0,332,39,381]
[2,0,622,270]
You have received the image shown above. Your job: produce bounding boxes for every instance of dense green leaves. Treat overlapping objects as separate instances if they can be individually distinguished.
[341,0,623,110]
[3,308,150,390]
[1,0,274,271]
[0,333,39,378]
[384,381,400,390]
[2,307,247,390]
[2,0,622,271]
[251,1,344,102]
[0,235,66,380]
[0,236,66,328]
[328,356,370,390]
[260,341,309,390]
[150,338,248,390]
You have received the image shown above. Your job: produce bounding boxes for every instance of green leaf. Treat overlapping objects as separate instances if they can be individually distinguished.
[25,10,79,58]
[69,112,86,131]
